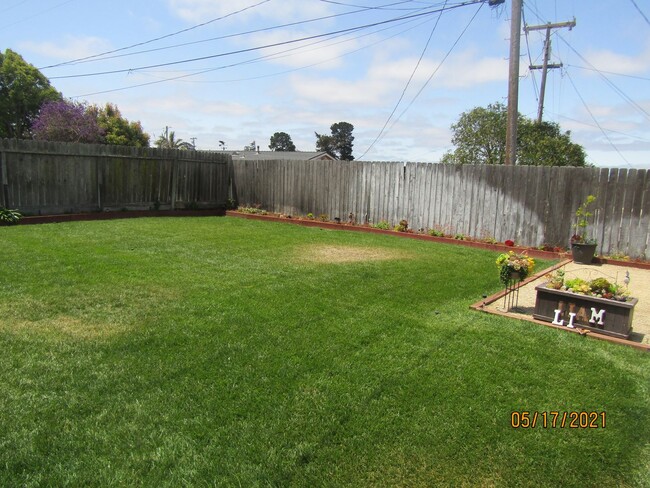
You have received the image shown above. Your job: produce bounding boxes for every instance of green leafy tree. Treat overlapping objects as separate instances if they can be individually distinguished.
[90,103,150,147]
[315,121,354,160]
[154,130,193,149]
[0,49,61,138]
[269,132,296,151]
[442,102,586,167]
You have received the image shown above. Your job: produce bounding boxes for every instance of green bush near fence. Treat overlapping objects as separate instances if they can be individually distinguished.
[0,217,648,486]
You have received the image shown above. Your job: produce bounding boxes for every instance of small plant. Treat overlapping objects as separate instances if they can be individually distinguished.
[152,199,161,211]
[0,207,22,225]
[372,220,391,230]
[348,212,356,225]
[394,219,409,232]
[544,269,565,290]
[496,251,535,285]
[306,212,314,220]
[319,213,329,222]
[571,195,597,244]
[238,206,268,215]
[428,228,445,237]
[225,197,237,210]
[454,233,467,241]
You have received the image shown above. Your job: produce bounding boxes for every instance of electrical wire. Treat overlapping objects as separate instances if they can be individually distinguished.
[557,35,650,122]
[71,9,436,97]
[567,64,650,82]
[356,1,449,160]
[522,8,539,100]
[41,0,422,69]
[40,0,271,69]
[50,2,483,80]
[629,0,650,27]
[358,2,483,159]
[564,69,631,168]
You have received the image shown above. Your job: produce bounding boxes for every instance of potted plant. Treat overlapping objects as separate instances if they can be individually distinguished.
[496,251,535,285]
[570,194,597,264]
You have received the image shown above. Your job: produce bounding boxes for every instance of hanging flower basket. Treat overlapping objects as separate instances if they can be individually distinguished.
[496,251,535,285]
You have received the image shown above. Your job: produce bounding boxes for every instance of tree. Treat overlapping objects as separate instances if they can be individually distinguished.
[441,102,586,167]
[0,49,61,138]
[315,121,355,160]
[154,129,193,149]
[32,99,104,143]
[269,132,296,151]
[90,103,150,147]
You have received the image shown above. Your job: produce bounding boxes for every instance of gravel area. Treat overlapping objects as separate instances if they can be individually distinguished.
[484,261,650,346]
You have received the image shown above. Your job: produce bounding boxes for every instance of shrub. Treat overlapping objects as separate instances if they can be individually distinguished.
[428,228,445,237]
[319,214,329,222]
[395,219,409,232]
[306,212,314,220]
[0,207,22,225]
[372,220,390,230]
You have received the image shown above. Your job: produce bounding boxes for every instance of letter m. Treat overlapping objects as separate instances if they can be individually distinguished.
[589,308,606,326]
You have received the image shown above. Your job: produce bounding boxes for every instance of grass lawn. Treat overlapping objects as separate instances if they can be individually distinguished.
[1,216,649,487]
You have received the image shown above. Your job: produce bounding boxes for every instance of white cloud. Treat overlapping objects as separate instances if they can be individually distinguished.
[583,45,650,75]
[18,36,112,61]
[167,0,330,24]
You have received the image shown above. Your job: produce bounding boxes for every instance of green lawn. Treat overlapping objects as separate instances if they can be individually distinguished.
[1,217,648,487]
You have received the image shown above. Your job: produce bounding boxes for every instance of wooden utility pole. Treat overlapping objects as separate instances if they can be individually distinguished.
[505,0,522,166]
[525,19,576,124]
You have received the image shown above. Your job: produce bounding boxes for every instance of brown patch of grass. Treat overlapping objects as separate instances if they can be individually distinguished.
[296,244,409,264]
[0,315,127,341]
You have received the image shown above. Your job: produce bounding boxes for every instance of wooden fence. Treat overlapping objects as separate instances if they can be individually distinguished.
[0,139,230,215]
[231,159,650,259]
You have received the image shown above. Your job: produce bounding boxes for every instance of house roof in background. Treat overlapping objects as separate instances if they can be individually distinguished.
[224,150,335,161]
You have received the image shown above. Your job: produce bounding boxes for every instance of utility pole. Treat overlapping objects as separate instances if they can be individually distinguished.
[505,0,522,166]
[525,19,576,124]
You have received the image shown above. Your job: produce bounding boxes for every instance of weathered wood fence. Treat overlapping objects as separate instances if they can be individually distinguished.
[231,159,650,259]
[0,139,230,215]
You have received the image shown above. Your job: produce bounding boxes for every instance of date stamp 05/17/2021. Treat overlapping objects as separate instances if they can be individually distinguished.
[510,411,606,429]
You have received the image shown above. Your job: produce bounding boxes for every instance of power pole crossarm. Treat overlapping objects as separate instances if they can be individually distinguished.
[524,19,576,32]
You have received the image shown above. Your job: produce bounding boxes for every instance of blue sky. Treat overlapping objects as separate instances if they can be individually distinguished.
[2,0,649,167]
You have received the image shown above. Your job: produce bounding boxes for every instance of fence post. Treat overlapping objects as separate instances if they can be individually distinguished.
[0,145,8,208]
[170,151,178,210]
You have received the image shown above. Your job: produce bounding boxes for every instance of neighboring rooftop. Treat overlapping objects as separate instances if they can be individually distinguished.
[223,150,335,161]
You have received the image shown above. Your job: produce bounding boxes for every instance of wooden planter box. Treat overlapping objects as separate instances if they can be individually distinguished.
[533,284,637,339]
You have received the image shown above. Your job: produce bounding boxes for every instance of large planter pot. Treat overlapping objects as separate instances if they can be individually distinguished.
[571,242,597,264]
[533,284,637,339]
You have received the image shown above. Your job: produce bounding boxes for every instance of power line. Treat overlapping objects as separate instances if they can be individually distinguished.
[564,69,631,168]
[40,0,272,69]
[41,0,422,69]
[567,64,650,82]
[629,0,650,27]
[557,35,650,122]
[550,112,650,143]
[0,0,75,29]
[357,1,450,160]
[71,10,435,97]
[358,2,484,159]
[50,3,483,80]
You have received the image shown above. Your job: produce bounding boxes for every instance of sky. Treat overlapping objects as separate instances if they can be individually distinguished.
[1,0,649,168]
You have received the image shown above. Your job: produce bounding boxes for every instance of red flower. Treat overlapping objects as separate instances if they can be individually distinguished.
[505,239,515,247]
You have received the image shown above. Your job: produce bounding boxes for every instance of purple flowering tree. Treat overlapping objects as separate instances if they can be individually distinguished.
[32,99,105,143]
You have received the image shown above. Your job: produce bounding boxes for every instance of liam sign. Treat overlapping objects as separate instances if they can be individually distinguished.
[533,284,637,339]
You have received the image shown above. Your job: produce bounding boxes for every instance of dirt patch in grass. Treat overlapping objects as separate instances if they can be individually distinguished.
[296,244,409,264]
[0,315,127,341]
